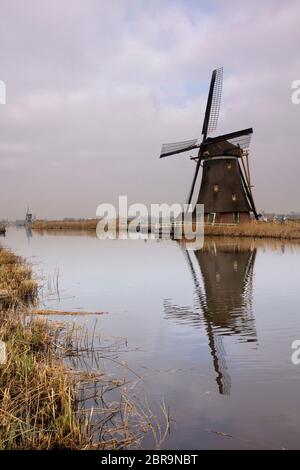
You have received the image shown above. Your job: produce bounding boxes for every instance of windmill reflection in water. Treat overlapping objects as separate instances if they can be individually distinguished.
[164,240,257,396]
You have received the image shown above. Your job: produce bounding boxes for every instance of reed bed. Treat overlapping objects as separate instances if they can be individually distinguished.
[0,246,169,449]
[33,218,300,241]
[0,315,169,449]
[33,219,98,231]
[201,236,300,252]
[0,315,87,449]
[203,221,300,240]
[0,248,38,307]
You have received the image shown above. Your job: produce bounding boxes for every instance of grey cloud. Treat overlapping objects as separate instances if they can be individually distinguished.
[0,0,299,218]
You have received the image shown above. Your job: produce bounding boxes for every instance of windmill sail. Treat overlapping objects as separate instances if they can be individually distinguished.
[238,161,258,218]
[160,138,199,158]
[159,67,223,159]
[200,128,253,159]
[203,128,253,153]
[186,159,202,206]
[227,132,252,151]
[187,68,223,205]
[202,67,223,138]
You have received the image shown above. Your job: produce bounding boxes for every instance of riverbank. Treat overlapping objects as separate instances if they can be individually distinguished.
[33,219,98,231]
[203,221,300,240]
[0,246,94,449]
[32,219,300,241]
[0,246,166,449]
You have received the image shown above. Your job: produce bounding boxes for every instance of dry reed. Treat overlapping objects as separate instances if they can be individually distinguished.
[33,219,300,241]
[0,245,170,449]
[203,221,300,240]
[32,219,98,231]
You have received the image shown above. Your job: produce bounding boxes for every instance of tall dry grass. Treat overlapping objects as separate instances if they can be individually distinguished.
[0,245,169,449]
[32,219,98,231]
[204,221,300,240]
[0,315,88,449]
[0,248,38,307]
[33,218,300,241]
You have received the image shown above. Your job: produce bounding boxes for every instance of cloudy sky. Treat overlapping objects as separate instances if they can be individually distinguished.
[0,0,299,219]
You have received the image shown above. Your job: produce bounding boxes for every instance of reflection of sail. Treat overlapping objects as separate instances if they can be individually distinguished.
[164,239,257,396]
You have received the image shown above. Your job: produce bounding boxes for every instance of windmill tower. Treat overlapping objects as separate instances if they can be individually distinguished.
[160,68,258,224]
[25,207,33,226]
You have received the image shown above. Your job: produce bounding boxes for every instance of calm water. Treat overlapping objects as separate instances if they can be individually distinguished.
[3,226,300,449]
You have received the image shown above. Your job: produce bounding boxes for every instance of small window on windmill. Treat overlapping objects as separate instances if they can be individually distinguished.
[227,161,232,169]
[232,193,237,201]
[214,184,219,193]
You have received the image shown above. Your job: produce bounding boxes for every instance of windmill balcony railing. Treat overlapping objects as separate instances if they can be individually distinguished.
[205,222,239,227]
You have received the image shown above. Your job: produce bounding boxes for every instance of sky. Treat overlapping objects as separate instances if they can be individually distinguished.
[0,0,299,219]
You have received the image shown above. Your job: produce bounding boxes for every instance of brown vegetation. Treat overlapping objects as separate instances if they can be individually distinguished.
[32,219,300,241]
[0,246,169,449]
[0,248,38,307]
[0,315,88,449]
[33,219,98,231]
[203,221,300,240]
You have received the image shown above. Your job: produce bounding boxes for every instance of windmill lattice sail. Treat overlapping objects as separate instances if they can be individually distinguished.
[160,138,199,158]
[202,66,223,137]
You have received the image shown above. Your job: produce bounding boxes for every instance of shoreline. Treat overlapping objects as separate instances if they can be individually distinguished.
[31,219,300,241]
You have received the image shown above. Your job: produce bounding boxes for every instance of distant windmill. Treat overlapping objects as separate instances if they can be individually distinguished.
[25,207,33,226]
[160,68,258,224]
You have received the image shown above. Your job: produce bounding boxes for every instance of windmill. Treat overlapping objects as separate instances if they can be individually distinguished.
[160,68,258,224]
[25,207,33,226]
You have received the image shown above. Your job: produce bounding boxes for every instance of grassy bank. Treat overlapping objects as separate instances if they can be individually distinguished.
[32,219,300,241]
[32,219,98,231]
[0,246,89,449]
[0,316,89,449]
[0,246,168,449]
[203,221,300,240]
[0,249,38,308]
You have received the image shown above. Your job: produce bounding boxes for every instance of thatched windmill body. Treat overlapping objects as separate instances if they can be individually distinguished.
[160,68,258,224]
